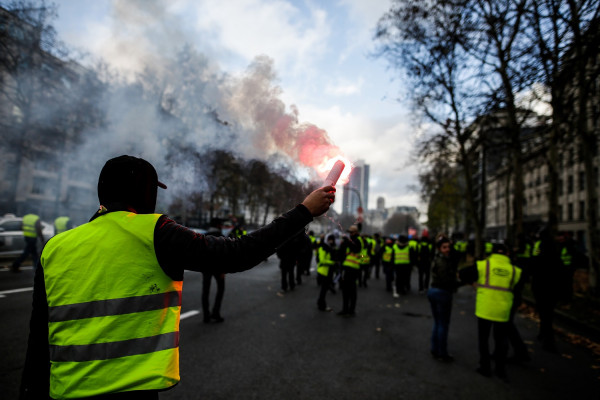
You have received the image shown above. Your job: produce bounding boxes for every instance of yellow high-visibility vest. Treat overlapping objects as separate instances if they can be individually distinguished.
[317,246,335,276]
[393,245,410,265]
[54,216,70,235]
[23,214,40,238]
[382,245,393,263]
[475,254,521,322]
[42,212,182,399]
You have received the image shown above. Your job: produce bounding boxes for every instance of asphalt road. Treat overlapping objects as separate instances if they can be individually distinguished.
[1,258,599,399]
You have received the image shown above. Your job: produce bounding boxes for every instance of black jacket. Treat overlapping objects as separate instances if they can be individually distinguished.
[20,205,312,399]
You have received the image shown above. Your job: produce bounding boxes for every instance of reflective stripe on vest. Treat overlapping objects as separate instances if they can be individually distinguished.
[42,212,181,399]
[475,254,521,322]
[382,246,393,263]
[54,216,70,234]
[393,245,410,265]
[23,214,39,238]
[343,253,361,269]
[317,247,335,276]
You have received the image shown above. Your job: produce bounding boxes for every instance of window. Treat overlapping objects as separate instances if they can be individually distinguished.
[568,203,574,221]
[558,205,563,222]
[579,201,585,221]
[579,171,585,192]
[558,179,563,196]
[567,175,574,194]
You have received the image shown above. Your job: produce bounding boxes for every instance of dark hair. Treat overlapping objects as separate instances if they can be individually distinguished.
[436,237,450,249]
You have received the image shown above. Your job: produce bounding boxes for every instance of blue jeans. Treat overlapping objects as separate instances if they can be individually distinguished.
[427,287,453,357]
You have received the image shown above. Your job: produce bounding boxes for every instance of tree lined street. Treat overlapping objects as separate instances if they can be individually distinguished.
[2,258,598,399]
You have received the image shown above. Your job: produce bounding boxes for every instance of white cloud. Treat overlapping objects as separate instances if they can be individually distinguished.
[191,0,330,75]
[325,77,364,96]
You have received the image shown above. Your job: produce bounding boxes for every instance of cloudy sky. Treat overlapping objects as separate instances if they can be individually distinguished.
[52,0,423,216]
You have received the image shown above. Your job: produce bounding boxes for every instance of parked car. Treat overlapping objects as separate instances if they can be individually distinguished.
[0,214,54,259]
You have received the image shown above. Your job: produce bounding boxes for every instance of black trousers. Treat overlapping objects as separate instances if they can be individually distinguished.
[280,259,296,291]
[202,271,225,318]
[341,267,359,313]
[317,269,333,309]
[383,262,394,291]
[477,317,509,375]
[418,262,430,291]
[394,264,411,294]
[12,237,39,270]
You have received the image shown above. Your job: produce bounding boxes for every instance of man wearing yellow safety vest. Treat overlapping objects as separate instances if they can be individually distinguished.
[316,234,339,312]
[381,237,395,292]
[358,233,372,288]
[20,155,335,399]
[417,235,433,293]
[53,216,73,235]
[393,235,414,297]
[371,233,384,279]
[459,243,522,382]
[11,212,45,273]
[337,225,363,317]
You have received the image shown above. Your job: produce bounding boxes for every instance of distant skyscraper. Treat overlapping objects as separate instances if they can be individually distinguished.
[342,160,369,215]
[377,196,385,211]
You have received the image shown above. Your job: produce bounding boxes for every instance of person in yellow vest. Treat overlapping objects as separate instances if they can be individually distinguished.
[358,233,372,288]
[338,225,363,317]
[417,235,433,293]
[371,233,384,279]
[393,235,412,297]
[53,216,73,235]
[11,212,45,273]
[19,155,335,399]
[459,243,522,381]
[316,234,338,311]
[381,237,395,292]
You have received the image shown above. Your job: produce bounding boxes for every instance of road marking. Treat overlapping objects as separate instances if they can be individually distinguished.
[0,266,34,272]
[0,287,33,298]
[180,310,200,320]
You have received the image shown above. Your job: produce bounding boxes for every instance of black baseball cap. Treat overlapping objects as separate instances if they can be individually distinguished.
[98,155,166,213]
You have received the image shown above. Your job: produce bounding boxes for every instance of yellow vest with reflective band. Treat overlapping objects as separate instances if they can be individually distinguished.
[41,212,182,399]
[317,246,335,276]
[393,244,410,265]
[343,246,361,269]
[382,245,393,263]
[23,214,40,238]
[54,216,70,234]
[561,247,572,266]
[475,254,521,322]
[358,237,370,265]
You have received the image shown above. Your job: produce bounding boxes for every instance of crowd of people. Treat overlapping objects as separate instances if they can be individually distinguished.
[272,225,579,383]
[13,154,581,397]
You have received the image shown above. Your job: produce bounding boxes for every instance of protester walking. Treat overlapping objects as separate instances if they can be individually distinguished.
[11,212,45,273]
